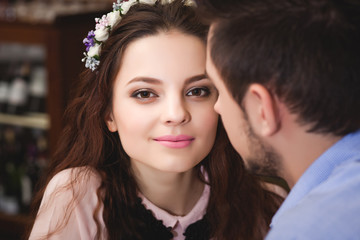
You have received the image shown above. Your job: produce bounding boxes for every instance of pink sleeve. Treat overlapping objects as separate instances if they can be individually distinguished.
[29,168,106,240]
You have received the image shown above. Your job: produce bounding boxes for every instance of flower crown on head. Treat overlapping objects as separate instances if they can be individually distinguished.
[82,0,195,71]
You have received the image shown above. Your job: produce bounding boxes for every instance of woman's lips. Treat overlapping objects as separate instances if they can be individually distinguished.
[154,135,195,148]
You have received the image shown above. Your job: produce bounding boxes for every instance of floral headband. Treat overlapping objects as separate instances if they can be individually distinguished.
[82,0,195,71]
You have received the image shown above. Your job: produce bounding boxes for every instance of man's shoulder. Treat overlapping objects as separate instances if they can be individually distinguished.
[289,156,360,221]
[266,158,360,239]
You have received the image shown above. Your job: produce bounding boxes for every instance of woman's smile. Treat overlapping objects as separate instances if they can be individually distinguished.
[153,135,195,148]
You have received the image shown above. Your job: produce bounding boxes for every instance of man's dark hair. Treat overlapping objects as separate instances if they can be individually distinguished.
[198,0,360,136]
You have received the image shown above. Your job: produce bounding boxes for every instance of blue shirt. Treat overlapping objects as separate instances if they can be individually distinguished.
[266,130,360,240]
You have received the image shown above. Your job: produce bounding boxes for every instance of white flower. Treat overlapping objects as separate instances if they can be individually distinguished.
[121,0,137,15]
[95,15,109,30]
[107,11,121,28]
[139,0,157,4]
[87,44,101,57]
[184,0,196,7]
[160,0,173,4]
[94,28,109,42]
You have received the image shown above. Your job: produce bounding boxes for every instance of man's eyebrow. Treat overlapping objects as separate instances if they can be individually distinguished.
[126,74,208,86]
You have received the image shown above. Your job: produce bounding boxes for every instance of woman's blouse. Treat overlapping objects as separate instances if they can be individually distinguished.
[140,182,209,240]
[29,167,209,240]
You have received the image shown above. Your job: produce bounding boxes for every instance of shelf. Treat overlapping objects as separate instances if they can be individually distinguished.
[0,113,49,129]
[0,212,29,240]
[0,9,110,240]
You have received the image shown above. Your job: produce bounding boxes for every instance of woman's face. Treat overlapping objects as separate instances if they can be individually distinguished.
[106,31,219,174]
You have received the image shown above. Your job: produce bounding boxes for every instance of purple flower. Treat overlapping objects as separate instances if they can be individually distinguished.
[83,30,96,51]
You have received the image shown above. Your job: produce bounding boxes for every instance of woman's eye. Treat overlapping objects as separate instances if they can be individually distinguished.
[132,90,156,99]
[187,87,210,97]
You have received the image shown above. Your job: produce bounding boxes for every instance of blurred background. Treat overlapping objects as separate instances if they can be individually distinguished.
[0,0,113,239]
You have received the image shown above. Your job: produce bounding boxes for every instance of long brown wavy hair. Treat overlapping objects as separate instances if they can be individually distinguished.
[26,1,282,239]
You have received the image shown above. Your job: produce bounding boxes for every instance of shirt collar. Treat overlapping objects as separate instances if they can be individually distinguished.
[139,183,210,230]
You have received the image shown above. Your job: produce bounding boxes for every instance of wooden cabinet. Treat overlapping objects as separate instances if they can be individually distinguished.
[0,13,100,154]
[0,9,109,240]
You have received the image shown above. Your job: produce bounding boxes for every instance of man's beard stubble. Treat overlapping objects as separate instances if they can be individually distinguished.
[243,112,282,178]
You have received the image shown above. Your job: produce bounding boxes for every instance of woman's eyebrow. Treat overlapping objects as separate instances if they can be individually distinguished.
[204,71,213,82]
[126,77,162,86]
[185,74,208,85]
[126,74,207,86]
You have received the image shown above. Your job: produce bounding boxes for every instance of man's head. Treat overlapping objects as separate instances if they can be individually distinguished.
[200,0,360,177]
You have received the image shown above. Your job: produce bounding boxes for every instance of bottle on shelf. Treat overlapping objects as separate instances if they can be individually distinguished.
[0,0,16,22]
[28,65,47,114]
[0,125,24,214]
[0,63,11,113]
[0,124,49,215]
[0,124,6,210]
[6,62,31,115]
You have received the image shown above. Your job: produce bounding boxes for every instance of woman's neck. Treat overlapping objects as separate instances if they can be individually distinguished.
[132,162,204,216]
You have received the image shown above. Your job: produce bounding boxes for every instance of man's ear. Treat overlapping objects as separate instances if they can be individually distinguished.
[105,112,118,132]
[243,83,281,136]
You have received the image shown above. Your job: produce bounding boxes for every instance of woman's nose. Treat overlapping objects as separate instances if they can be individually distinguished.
[160,95,191,126]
